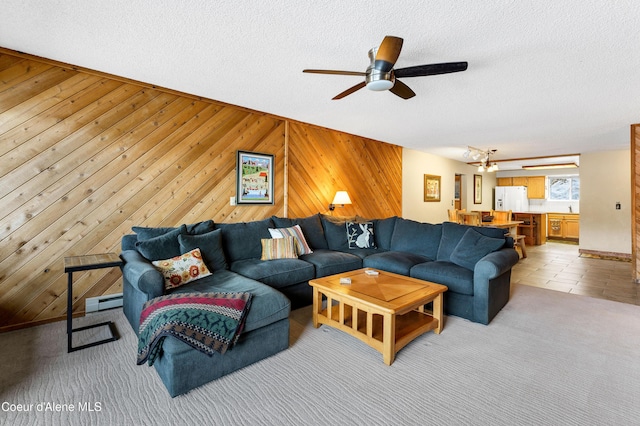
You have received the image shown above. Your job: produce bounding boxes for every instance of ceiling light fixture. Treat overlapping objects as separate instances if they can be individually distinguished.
[521,163,578,170]
[465,146,498,173]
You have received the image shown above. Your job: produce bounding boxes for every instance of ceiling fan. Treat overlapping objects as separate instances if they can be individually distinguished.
[303,35,468,100]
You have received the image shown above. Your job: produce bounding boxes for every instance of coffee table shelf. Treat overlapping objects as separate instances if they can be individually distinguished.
[320,303,439,354]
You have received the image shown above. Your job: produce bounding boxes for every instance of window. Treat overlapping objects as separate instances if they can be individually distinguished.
[548,176,580,200]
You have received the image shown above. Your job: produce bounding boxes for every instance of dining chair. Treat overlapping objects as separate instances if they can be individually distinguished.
[448,208,466,222]
[457,211,480,226]
[490,209,512,222]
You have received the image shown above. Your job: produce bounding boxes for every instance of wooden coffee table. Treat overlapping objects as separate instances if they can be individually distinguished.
[309,268,447,365]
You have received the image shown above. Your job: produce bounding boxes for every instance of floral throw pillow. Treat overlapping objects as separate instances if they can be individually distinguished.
[346,221,376,249]
[152,248,212,290]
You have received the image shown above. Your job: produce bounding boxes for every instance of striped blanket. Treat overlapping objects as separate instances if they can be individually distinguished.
[137,292,252,366]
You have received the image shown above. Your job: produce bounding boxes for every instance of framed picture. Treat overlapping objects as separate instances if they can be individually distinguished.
[423,174,441,202]
[236,150,274,204]
[474,174,482,204]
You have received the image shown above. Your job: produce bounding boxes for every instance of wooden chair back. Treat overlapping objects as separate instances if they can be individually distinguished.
[457,211,480,226]
[490,209,512,222]
[448,208,466,222]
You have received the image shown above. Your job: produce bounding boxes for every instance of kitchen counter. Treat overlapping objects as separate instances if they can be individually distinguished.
[547,213,579,242]
[512,212,547,245]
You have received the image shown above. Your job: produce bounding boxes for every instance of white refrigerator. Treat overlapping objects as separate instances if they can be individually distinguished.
[495,186,529,212]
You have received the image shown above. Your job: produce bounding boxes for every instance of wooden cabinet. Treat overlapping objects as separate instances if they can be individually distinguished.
[526,176,546,199]
[547,213,579,242]
[496,176,546,199]
[511,176,528,186]
[513,212,547,246]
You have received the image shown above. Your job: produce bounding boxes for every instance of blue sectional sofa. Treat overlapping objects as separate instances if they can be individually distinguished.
[120,214,519,396]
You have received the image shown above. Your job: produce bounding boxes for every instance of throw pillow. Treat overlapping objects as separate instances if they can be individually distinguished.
[178,229,228,271]
[449,228,506,271]
[135,225,187,261]
[269,225,313,255]
[346,221,376,249]
[152,248,212,290]
[260,237,298,260]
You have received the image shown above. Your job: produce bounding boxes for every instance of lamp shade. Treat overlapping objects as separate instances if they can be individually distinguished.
[332,191,352,205]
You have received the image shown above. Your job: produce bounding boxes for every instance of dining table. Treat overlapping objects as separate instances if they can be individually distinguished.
[481,220,524,238]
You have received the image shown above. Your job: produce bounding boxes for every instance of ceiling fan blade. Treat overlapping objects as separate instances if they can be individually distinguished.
[332,81,366,100]
[389,80,416,99]
[303,69,366,76]
[374,36,403,72]
[394,62,468,78]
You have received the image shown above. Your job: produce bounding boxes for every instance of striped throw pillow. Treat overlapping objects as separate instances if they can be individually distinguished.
[268,224,313,255]
[261,236,298,260]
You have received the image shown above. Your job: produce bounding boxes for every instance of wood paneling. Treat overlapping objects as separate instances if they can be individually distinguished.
[287,123,402,218]
[632,124,640,282]
[0,49,402,331]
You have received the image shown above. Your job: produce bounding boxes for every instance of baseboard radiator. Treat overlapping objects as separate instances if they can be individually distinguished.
[85,293,124,313]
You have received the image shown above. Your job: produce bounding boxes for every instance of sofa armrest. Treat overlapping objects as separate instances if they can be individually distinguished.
[120,250,164,298]
[474,248,519,280]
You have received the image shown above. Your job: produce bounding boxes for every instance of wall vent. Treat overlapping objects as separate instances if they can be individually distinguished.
[85,293,123,313]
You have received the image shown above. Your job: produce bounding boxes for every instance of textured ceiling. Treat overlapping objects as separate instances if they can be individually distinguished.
[2,1,640,167]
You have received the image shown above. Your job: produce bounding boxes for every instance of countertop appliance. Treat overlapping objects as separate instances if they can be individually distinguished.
[495,186,529,212]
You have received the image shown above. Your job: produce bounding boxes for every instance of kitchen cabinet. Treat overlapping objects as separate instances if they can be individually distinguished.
[513,212,547,245]
[526,176,546,199]
[547,213,579,242]
[511,176,528,186]
[496,176,546,199]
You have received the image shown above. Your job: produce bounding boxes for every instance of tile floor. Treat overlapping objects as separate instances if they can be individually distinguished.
[511,241,640,305]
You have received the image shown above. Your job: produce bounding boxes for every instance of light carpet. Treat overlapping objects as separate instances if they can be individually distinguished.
[1,284,639,425]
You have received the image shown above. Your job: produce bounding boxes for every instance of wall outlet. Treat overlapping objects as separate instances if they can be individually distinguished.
[230,196,236,206]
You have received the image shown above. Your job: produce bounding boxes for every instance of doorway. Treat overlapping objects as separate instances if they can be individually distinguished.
[454,174,462,210]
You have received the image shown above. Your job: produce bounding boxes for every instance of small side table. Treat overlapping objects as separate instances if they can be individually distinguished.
[64,253,123,353]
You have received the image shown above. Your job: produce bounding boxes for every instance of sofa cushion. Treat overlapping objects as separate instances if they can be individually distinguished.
[178,229,228,271]
[373,216,397,250]
[132,220,214,240]
[390,218,442,259]
[216,218,274,262]
[135,225,187,261]
[363,251,430,276]
[321,218,349,251]
[410,261,474,295]
[272,214,328,250]
[347,221,376,249]
[229,258,315,289]
[152,248,212,290]
[269,225,313,255]
[437,221,507,261]
[300,249,362,278]
[449,228,506,271]
[170,269,290,332]
[345,248,383,260]
[261,237,298,260]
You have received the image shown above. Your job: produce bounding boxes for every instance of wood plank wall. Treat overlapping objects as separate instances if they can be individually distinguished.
[0,49,402,331]
[632,124,640,282]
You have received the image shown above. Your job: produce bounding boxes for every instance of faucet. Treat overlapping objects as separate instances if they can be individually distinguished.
[569,205,573,213]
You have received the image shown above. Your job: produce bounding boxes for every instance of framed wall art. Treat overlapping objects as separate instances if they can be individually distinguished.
[474,174,483,204]
[423,174,441,202]
[236,150,274,205]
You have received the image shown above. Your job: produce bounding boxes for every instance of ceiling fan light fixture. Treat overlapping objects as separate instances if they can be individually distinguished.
[304,36,467,99]
[366,79,394,91]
